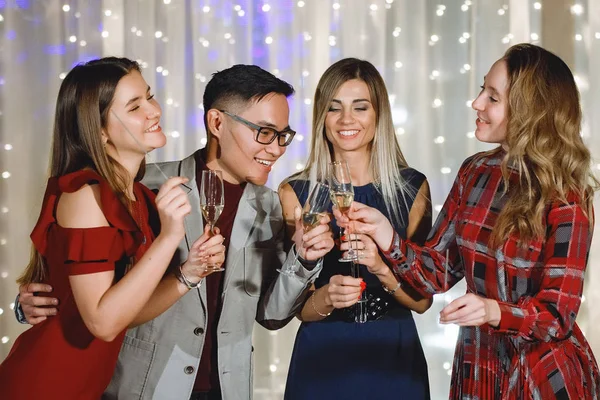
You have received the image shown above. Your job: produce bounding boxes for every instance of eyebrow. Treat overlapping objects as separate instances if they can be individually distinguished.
[482,76,500,96]
[331,98,371,104]
[256,120,291,131]
[125,85,151,107]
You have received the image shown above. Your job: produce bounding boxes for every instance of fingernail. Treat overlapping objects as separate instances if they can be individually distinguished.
[360,281,367,290]
[341,235,347,241]
[53,299,59,305]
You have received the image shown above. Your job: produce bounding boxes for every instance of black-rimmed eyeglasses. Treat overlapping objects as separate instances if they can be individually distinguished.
[220,110,296,147]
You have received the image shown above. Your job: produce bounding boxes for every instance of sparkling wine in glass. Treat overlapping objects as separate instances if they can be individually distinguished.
[278,181,331,276]
[200,170,225,272]
[329,161,358,262]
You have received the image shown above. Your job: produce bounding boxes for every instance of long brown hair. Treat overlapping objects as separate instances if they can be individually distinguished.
[18,57,146,285]
[491,43,598,245]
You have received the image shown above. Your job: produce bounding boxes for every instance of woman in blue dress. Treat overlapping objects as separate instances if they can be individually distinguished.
[279,58,433,399]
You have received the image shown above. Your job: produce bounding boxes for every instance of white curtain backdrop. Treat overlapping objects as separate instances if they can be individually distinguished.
[1,1,599,399]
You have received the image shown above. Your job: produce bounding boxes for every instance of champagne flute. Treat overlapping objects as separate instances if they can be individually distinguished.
[200,170,225,272]
[278,181,331,276]
[328,161,358,262]
[329,161,367,323]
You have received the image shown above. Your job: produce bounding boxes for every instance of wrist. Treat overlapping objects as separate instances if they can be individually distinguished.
[155,233,183,248]
[180,261,202,284]
[375,263,394,279]
[175,264,202,290]
[321,286,333,307]
[311,290,332,317]
[487,299,501,327]
[378,223,395,252]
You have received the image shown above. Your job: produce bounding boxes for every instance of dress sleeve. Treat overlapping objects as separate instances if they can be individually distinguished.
[381,158,475,297]
[53,226,128,276]
[493,197,592,342]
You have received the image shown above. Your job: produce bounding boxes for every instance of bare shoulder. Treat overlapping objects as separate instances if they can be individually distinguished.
[56,184,110,228]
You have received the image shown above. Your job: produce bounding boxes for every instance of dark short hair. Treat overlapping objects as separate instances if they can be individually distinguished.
[202,64,294,129]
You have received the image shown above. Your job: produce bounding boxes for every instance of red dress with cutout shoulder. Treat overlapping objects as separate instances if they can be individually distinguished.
[0,170,157,399]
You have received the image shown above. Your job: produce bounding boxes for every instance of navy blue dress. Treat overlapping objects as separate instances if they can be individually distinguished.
[284,169,431,400]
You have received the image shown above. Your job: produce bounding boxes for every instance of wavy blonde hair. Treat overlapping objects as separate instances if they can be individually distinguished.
[491,43,597,245]
[282,58,416,227]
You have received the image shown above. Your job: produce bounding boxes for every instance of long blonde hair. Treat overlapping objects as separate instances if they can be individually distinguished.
[491,43,597,245]
[18,57,146,285]
[283,58,416,227]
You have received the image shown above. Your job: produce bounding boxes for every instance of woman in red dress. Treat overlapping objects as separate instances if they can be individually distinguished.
[336,44,600,399]
[0,57,224,399]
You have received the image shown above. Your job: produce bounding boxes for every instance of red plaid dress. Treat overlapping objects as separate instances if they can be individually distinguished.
[384,149,600,399]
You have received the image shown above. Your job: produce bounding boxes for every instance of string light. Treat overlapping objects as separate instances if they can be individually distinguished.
[62,4,70,12]
[297,1,305,7]
[533,2,541,10]
[262,4,271,12]
[570,4,584,15]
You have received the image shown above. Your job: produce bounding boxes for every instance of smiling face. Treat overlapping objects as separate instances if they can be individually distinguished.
[210,93,290,186]
[324,79,376,157]
[103,70,165,158]
[472,60,509,147]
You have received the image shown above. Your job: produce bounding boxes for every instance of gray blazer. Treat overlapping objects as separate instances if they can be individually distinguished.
[104,150,321,400]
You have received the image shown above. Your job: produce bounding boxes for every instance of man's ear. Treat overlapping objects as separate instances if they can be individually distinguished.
[206,109,224,139]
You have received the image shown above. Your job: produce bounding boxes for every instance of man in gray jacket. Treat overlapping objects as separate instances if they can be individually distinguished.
[16,65,333,400]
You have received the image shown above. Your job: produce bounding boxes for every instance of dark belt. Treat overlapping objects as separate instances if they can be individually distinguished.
[330,288,397,322]
[190,389,222,400]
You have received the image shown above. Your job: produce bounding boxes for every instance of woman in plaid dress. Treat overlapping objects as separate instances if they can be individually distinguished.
[336,43,600,399]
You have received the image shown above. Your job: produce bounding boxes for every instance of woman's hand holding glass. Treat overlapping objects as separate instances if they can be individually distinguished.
[339,232,391,278]
[333,201,396,252]
[180,225,226,282]
[324,275,364,309]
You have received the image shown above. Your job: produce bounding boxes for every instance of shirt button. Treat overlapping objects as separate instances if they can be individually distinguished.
[184,366,195,375]
[194,327,204,336]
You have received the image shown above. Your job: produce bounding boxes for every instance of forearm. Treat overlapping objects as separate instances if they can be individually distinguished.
[298,286,333,322]
[76,234,181,340]
[129,272,193,327]
[383,230,462,297]
[377,268,432,314]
